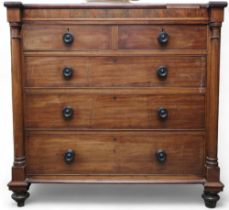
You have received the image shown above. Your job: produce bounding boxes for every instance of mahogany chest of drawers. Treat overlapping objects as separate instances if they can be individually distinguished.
[5,1,227,208]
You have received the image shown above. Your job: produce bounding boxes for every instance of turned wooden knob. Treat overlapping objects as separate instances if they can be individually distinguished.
[64,149,75,164]
[63,32,74,45]
[158,31,169,45]
[157,66,168,79]
[158,108,168,120]
[63,106,74,120]
[63,67,73,80]
[155,150,167,163]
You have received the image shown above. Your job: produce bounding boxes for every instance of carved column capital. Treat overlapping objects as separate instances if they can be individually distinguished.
[209,22,221,40]
[9,22,22,39]
[208,2,227,27]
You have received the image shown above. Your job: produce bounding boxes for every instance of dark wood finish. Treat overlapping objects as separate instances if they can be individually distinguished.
[24,56,206,88]
[26,131,205,175]
[202,191,220,208]
[5,1,227,207]
[24,91,205,130]
[11,191,30,207]
[9,183,30,207]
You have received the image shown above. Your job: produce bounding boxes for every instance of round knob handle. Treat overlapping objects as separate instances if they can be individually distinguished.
[155,150,167,163]
[158,108,168,120]
[63,106,73,120]
[158,31,169,45]
[63,32,74,45]
[157,66,168,79]
[64,149,75,164]
[63,67,73,80]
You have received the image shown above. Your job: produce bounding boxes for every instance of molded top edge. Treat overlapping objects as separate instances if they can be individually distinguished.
[208,1,228,8]
[4,1,22,8]
[3,1,228,9]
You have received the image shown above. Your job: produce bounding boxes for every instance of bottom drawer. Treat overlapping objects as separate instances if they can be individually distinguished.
[26,132,205,175]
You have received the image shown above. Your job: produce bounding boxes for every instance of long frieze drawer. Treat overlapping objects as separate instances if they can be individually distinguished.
[119,25,207,50]
[24,56,206,88]
[26,132,205,175]
[23,24,112,51]
[23,8,209,20]
[24,91,205,130]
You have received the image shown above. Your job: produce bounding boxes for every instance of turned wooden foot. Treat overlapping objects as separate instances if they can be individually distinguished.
[12,191,30,207]
[8,181,30,207]
[202,191,220,208]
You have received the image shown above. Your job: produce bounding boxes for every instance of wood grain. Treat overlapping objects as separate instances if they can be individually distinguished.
[24,49,208,56]
[23,24,112,51]
[24,56,206,88]
[24,90,205,130]
[22,7,209,21]
[23,24,207,51]
[4,1,227,206]
[119,25,207,50]
[26,131,205,175]
[27,174,205,184]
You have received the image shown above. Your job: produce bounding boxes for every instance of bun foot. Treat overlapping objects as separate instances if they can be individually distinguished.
[202,191,220,208]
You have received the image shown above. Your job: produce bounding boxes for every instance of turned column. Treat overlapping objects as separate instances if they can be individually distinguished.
[203,2,227,208]
[4,2,30,207]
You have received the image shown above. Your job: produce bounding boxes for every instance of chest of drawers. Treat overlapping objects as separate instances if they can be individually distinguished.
[5,1,227,208]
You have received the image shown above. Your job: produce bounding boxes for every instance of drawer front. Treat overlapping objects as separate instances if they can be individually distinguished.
[119,25,207,50]
[24,91,205,129]
[24,56,206,88]
[23,25,112,50]
[26,132,205,175]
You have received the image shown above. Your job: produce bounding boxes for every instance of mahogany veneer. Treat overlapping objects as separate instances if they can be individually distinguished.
[4,1,227,208]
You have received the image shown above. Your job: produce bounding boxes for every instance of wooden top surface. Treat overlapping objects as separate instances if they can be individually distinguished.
[4,1,228,9]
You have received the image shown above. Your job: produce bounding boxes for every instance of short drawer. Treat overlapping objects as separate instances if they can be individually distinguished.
[24,56,206,88]
[24,90,205,130]
[23,24,112,50]
[119,25,207,50]
[26,131,205,175]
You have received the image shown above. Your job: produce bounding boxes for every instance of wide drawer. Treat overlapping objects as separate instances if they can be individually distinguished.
[26,131,205,175]
[119,25,207,50]
[23,24,112,51]
[24,56,206,88]
[24,90,205,130]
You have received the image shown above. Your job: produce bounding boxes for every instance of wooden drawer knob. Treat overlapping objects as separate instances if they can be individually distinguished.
[155,150,167,163]
[63,106,74,120]
[64,149,75,164]
[158,108,168,120]
[63,67,73,80]
[63,32,74,45]
[158,31,169,45]
[157,66,168,79]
